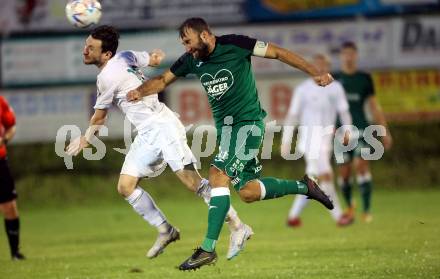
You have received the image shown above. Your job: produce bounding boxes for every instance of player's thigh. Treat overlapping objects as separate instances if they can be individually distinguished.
[354,157,370,175]
[121,135,167,179]
[304,145,332,175]
[212,120,264,186]
[158,109,197,173]
[209,166,231,187]
[162,139,196,174]
[304,155,319,177]
[318,148,333,176]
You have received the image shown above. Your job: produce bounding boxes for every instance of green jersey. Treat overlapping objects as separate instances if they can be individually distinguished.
[334,71,375,130]
[170,34,267,129]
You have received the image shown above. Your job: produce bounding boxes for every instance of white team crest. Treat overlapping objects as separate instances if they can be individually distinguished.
[200,69,234,100]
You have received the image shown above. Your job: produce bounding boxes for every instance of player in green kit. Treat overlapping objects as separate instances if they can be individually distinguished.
[127,18,334,270]
[334,42,393,223]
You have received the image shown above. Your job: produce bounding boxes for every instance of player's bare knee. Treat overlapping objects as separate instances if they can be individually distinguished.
[117,176,138,197]
[238,189,258,203]
[117,183,130,197]
[1,201,18,219]
[339,164,351,180]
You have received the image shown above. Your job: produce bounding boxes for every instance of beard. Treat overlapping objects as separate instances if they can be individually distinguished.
[192,41,210,59]
[83,55,101,66]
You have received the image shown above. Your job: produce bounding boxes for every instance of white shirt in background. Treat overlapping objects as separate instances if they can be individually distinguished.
[283,78,351,154]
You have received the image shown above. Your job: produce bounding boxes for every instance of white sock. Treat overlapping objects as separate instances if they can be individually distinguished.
[125,186,168,230]
[288,195,309,219]
[320,181,343,221]
[196,178,242,231]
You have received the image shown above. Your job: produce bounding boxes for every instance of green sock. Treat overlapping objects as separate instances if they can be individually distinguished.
[260,177,308,200]
[201,187,230,252]
[359,181,372,213]
[341,180,353,207]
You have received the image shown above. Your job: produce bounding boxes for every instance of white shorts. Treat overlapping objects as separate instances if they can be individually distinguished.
[303,146,332,177]
[121,106,196,178]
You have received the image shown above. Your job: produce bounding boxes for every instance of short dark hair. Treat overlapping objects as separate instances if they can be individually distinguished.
[90,25,119,57]
[178,17,211,38]
[341,41,357,51]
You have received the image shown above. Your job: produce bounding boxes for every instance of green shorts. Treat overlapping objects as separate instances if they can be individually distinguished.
[335,137,372,165]
[212,120,264,192]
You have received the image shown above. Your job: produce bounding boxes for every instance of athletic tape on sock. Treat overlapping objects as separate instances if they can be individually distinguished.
[211,187,230,197]
[356,173,372,184]
[125,186,143,205]
[258,179,266,200]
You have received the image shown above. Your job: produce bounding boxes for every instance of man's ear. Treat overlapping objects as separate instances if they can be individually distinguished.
[103,51,113,60]
[200,30,209,43]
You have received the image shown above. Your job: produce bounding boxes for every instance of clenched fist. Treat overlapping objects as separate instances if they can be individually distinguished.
[149,49,165,67]
[127,89,142,102]
[313,73,334,87]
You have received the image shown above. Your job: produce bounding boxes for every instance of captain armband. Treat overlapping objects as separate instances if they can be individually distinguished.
[253,41,268,57]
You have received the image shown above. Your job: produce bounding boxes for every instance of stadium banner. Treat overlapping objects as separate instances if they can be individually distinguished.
[1,18,392,86]
[1,31,182,87]
[246,0,439,21]
[221,19,392,73]
[0,0,246,34]
[1,87,126,143]
[391,16,440,68]
[372,69,440,121]
[381,0,438,4]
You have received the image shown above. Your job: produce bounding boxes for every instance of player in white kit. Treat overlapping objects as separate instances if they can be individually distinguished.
[281,54,353,227]
[66,25,253,260]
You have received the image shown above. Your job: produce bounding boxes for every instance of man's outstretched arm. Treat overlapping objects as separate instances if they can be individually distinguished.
[66,109,108,156]
[262,43,333,86]
[127,69,178,102]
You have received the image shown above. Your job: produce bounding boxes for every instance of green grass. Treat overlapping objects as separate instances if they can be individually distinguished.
[1,189,439,279]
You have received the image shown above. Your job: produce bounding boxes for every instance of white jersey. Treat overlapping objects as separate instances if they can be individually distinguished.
[284,78,350,153]
[94,50,163,133]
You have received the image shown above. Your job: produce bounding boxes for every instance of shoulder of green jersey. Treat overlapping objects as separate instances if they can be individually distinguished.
[216,34,257,51]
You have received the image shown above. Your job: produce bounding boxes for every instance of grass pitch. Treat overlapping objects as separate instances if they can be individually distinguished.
[1,188,439,279]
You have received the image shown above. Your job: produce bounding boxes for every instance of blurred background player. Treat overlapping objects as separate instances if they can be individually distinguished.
[334,42,393,223]
[281,54,353,227]
[66,25,252,260]
[0,95,24,260]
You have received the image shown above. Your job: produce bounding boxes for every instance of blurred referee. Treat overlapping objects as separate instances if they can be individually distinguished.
[0,95,25,260]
